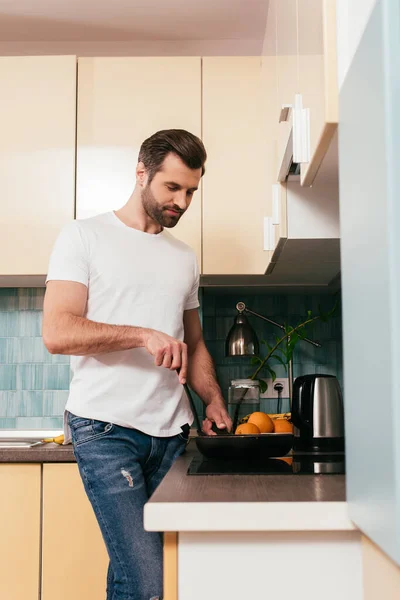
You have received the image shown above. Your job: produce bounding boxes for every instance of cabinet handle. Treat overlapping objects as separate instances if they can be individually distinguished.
[264,217,275,251]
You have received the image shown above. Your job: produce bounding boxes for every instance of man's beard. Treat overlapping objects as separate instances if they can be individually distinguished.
[141,184,184,228]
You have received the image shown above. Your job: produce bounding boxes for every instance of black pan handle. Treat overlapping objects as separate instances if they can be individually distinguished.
[178,371,230,436]
[183,382,231,436]
[182,381,204,434]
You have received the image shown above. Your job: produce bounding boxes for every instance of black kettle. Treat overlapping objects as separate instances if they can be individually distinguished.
[291,374,345,452]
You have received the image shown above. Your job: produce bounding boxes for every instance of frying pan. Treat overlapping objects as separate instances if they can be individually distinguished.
[183,382,293,460]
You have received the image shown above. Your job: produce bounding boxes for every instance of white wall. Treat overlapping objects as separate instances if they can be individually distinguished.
[336,0,377,89]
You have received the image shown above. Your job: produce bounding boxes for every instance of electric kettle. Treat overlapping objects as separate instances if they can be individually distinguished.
[291,374,345,451]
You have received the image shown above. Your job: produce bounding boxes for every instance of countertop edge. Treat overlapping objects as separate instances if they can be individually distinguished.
[144,501,355,533]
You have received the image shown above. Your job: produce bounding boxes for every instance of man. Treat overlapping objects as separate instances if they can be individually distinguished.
[42,129,232,600]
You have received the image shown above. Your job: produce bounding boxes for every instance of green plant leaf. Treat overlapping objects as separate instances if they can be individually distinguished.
[307,310,312,318]
[258,379,268,394]
[318,303,329,322]
[264,364,277,381]
[273,354,288,369]
[275,346,287,357]
[250,356,262,365]
[327,299,339,317]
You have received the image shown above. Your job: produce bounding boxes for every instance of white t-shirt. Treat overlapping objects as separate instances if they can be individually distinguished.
[46,211,199,442]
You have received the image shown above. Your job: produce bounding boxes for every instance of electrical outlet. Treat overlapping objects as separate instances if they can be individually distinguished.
[260,378,289,399]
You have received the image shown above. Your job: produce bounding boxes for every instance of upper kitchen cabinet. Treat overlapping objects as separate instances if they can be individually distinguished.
[267,132,340,285]
[274,0,338,187]
[0,56,76,283]
[298,0,338,186]
[76,57,202,266]
[202,57,272,275]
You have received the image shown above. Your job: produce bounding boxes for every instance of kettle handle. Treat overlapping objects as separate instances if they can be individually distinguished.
[295,376,313,432]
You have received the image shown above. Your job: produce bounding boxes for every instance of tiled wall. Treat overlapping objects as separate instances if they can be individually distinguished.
[0,289,68,429]
[201,289,343,418]
[0,287,342,429]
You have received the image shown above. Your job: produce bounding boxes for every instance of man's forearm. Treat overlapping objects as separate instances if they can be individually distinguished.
[187,340,225,406]
[45,313,148,356]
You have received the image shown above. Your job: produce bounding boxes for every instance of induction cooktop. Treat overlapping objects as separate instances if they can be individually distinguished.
[187,453,345,476]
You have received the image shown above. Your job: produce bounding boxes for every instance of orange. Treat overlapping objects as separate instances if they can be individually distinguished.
[273,419,293,433]
[279,456,293,465]
[235,423,260,435]
[248,412,274,433]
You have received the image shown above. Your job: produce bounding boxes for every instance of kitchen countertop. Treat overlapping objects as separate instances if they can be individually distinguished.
[0,443,76,463]
[144,442,354,533]
[0,439,353,532]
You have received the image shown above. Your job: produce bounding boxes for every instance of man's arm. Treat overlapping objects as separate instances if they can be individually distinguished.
[183,308,232,433]
[43,280,189,382]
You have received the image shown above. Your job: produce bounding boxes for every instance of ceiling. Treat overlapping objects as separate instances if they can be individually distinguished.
[0,0,269,42]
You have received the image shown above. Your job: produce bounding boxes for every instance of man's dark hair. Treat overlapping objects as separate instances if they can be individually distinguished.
[138,129,207,183]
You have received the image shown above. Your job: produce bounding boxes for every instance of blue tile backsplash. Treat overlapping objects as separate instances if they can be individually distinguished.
[200,289,342,418]
[0,287,342,429]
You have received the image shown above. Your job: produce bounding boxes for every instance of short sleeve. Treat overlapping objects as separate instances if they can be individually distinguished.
[184,254,200,310]
[45,221,89,287]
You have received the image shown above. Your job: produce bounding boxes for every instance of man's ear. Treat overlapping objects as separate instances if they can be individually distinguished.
[136,161,148,187]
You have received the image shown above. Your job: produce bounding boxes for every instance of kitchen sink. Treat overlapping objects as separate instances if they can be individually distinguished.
[0,441,41,448]
[0,429,63,448]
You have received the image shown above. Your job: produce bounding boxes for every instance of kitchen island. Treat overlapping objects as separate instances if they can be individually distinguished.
[145,442,362,600]
[0,440,363,600]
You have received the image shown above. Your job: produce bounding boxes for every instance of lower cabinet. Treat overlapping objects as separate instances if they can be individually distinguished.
[362,535,400,600]
[0,464,41,600]
[42,463,108,600]
[164,532,178,600]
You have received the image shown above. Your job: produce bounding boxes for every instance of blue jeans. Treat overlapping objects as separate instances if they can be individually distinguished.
[67,411,188,600]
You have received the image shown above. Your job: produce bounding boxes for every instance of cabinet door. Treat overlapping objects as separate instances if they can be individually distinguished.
[0,464,41,600]
[299,0,337,186]
[42,464,108,600]
[202,57,271,275]
[77,57,202,266]
[0,56,76,277]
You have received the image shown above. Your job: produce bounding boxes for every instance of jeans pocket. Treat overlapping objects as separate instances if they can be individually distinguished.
[70,416,114,447]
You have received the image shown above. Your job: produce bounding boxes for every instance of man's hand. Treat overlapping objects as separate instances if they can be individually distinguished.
[202,401,233,436]
[143,329,188,384]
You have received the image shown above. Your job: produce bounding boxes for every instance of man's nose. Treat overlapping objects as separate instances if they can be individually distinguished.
[174,191,188,211]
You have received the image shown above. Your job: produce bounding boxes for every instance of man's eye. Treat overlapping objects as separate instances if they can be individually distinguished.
[167,186,178,191]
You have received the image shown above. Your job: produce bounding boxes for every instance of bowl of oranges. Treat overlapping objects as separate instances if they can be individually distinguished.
[195,411,293,460]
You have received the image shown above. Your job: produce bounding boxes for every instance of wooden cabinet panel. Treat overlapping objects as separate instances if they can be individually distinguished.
[362,536,400,600]
[0,464,41,600]
[0,56,76,277]
[42,464,108,600]
[202,57,272,275]
[76,57,202,267]
[164,532,178,600]
[300,0,338,186]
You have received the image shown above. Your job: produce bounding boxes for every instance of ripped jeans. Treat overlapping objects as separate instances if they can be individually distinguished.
[67,411,188,600]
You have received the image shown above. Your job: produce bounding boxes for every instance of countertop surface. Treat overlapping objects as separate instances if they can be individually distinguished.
[1,438,354,533]
[144,441,354,533]
[0,443,76,462]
